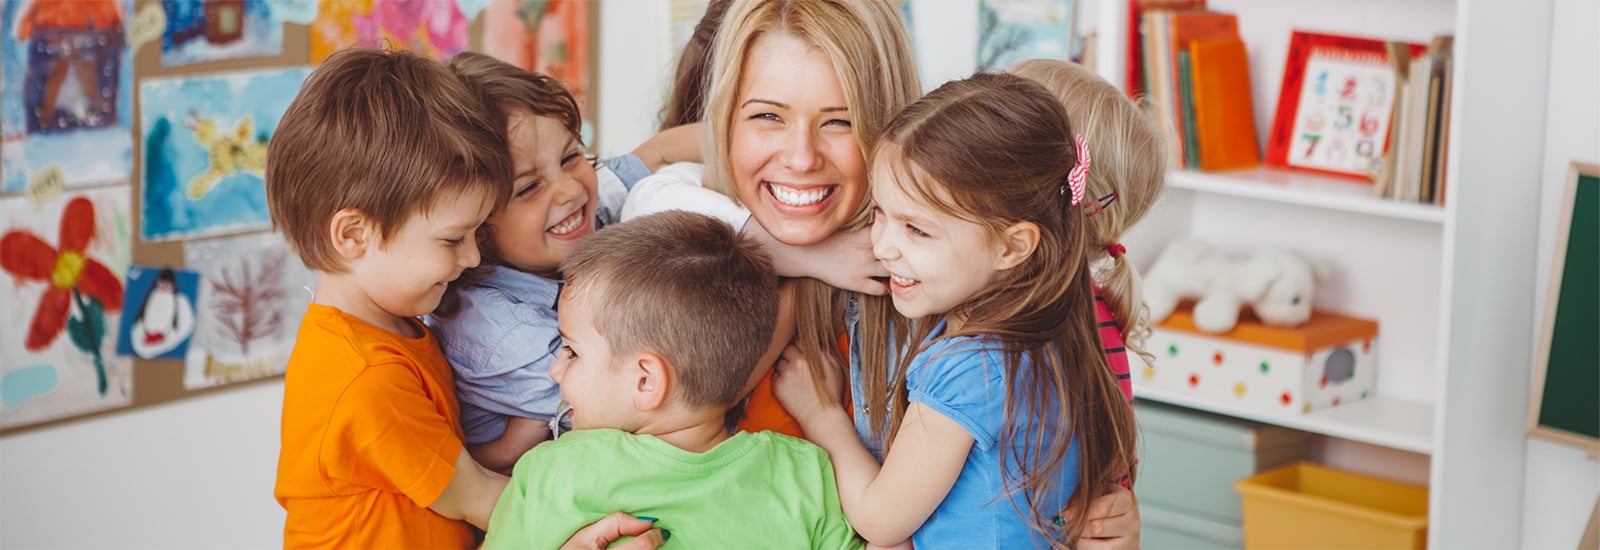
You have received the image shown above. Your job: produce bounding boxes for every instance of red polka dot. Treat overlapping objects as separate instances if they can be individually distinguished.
[1212,351,1225,366]
[1280,392,1292,406]
[1333,396,1342,406]
[1319,376,1328,389]
[1363,339,1372,353]
[1188,373,1201,388]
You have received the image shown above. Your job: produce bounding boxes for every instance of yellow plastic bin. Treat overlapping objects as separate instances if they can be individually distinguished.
[1234,462,1428,549]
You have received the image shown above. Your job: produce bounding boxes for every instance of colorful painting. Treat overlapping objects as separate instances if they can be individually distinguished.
[484,0,591,138]
[160,0,284,66]
[977,0,1075,71]
[0,186,133,429]
[115,266,199,360]
[139,67,309,242]
[182,232,314,390]
[1,0,135,195]
[309,0,468,64]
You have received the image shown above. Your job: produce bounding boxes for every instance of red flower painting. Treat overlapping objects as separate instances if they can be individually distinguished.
[1,196,124,351]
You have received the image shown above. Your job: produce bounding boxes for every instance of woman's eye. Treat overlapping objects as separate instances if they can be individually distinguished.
[907,224,928,238]
[825,118,852,128]
[445,237,466,246]
[750,112,781,123]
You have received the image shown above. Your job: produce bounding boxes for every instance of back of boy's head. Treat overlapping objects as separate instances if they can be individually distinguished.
[1008,58,1165,363]
[561,211,778,410]
[446,51,583,145]
[265,48,511,273]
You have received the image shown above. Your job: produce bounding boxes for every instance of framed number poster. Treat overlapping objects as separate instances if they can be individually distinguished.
[1266,31,1425,181]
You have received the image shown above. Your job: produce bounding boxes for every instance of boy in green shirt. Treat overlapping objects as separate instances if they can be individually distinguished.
[482,211,863,549]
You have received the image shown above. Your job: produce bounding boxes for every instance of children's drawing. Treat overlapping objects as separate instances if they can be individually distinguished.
[309,0,468,64]
[139,67,309,242]
[484,0,590,140]
[0,186,133,429]
[1,0,135,195]
[183,232,314,390]
[160,0,283,66]
[115,266,199,360]
[977,0,1075,71]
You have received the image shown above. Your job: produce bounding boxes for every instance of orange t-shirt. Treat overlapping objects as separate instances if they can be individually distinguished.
[274,304,474,550]
[739,333,852,438]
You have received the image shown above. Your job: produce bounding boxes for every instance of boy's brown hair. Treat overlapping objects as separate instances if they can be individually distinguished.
[561,211,778,409]
[265,48,511,272]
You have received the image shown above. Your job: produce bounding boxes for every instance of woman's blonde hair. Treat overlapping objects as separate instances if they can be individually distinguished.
[701,0,922,412]
[1009,58,1167,365]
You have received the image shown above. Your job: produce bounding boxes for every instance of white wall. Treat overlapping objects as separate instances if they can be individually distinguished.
[0,382,285,548]
[1521,0,1600,547]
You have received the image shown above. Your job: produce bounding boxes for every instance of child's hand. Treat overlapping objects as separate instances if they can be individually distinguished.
[747,222,888,295]
[770,344,846,427]
[1076,484,1140,550]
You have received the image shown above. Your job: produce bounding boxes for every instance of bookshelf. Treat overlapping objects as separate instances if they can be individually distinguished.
[1097,0,1554,547]
[1167,168,1446,223]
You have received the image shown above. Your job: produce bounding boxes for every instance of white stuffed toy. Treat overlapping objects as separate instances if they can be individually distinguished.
[1143,239,1330,333]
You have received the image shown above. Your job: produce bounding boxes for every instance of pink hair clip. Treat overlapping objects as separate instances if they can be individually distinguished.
[1062,135,1091,206]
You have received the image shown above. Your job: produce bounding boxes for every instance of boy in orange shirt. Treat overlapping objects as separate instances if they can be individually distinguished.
[266,48,516,549]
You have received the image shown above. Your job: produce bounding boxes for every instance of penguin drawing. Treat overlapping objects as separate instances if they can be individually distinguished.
[130,268,196,359]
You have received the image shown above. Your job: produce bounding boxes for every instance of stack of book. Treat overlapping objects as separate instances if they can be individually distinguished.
[1373,35,1456,205]
[1126,1,1261,173]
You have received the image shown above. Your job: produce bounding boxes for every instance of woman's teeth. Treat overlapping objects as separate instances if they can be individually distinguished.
[549,210,584,235]
[769,183,831,206]
[891,274,917,286]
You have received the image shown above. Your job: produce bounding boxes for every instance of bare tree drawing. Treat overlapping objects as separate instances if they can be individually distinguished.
[208,248,288,356]
[977,3,1031,71]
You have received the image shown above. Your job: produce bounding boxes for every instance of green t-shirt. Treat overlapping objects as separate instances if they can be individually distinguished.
[483,428,864,549]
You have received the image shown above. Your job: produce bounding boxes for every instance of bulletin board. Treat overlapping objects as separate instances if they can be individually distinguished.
[0,0,597,435]
[1526,161,1599,453]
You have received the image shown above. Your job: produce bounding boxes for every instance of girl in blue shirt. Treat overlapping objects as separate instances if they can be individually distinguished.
[774,72,1140,548]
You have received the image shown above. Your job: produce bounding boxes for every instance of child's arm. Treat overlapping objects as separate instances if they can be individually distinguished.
[467,417,552,475]
[629,122,703,172]
[623,165,887,295]
[771,347,969,545]
[428,449,509,530]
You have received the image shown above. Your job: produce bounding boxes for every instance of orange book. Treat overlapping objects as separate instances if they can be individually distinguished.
[1188,38,1261,170]
[1165,11,1239,167]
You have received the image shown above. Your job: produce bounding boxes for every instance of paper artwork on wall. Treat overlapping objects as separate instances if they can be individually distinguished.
[182,232,314,390]
[160,0,284,66]
[139,66,310,242]
[1,0,135,195]
[0,186,133,429]
[309,0,468,64]
[115,266,199,360]
[483,0,590,140]
[977,0,1075,71]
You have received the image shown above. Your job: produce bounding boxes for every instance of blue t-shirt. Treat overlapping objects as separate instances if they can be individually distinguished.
[905,319,1080,549]
[427,156,647,444]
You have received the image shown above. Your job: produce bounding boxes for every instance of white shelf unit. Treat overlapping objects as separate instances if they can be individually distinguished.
[1096,0,1553,547]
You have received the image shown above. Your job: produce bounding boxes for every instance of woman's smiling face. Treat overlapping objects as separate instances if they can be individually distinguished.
[727,32,869,246]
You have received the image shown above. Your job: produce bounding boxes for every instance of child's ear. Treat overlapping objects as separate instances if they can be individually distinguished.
[996,221,1040,270]
[329,208,373,260]
[632,352,672,412]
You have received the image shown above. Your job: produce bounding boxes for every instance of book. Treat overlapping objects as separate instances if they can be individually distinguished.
[1371,40,1416,199]
[1141,10,1184,167]
[1188,38,1261,171]
[1176,49,1202,169]
[1125,0,1207,97]
[1266,31,1426,181]
[1165,10,1240,167]
[1425,35,1455,204]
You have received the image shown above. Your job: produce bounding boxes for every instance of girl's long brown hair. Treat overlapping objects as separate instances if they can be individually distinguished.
[874,72,1139,546]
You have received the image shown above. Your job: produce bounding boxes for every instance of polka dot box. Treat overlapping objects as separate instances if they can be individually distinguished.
[1143,304,1379,415]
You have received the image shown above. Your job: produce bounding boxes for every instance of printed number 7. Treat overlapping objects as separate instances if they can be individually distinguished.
[1301,134,1321,158]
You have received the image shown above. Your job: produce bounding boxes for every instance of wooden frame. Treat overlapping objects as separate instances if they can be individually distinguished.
[1526,161,1600,454]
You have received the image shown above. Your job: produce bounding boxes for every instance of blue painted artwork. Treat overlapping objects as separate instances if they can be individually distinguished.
[1,0,136,194]
[115,266,199,360]
[977,0,1075,71]
[160,0,283,66]
[139,66,309,242]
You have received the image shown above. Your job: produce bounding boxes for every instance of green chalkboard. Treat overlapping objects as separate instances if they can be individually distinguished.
[1529,163,1599,450]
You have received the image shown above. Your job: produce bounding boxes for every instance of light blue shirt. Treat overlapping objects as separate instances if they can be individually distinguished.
[902,319,1081,549]
[427,156,646,445]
